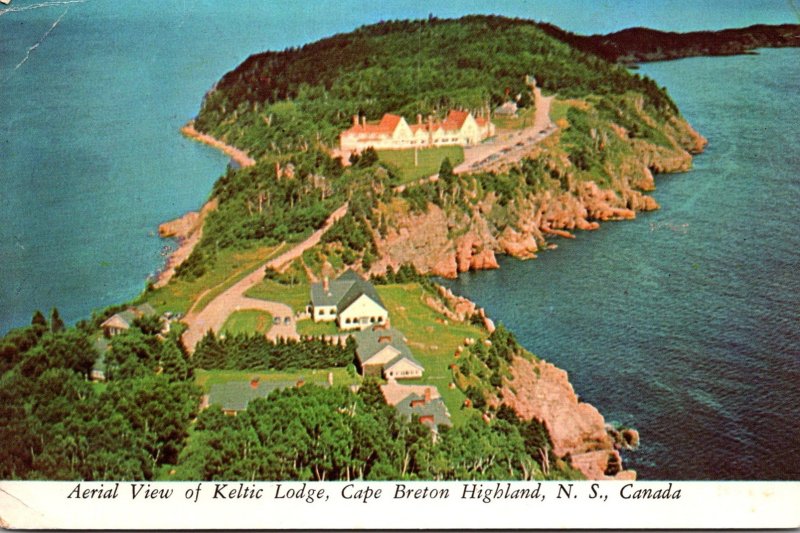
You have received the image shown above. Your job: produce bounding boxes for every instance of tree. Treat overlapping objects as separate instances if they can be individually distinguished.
[50,308,65,333]
[438,157,454,183]
[160,339,190,381]
[31,310,47,328]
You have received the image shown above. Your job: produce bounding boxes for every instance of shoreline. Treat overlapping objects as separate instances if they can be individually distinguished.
[153,125,257,288]
[180,120,257,168]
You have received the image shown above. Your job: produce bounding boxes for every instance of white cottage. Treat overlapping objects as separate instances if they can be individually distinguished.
[309,269,388,331]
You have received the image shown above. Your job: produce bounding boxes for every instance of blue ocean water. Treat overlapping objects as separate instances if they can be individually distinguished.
[1,1,798,479]
[1,1,796,332]
[443,49,800,479]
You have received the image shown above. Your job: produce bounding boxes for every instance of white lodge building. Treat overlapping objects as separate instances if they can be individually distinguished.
[340,110,495,154]
[310,269,389,331]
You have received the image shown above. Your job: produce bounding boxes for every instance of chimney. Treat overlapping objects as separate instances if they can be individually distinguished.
[417,113,422,125]
[323,276,330,293]
[361,116,366,126]
[353,114,359,127]
[424,387,432,404]
[249,377,260,389]
[296,379,305,388]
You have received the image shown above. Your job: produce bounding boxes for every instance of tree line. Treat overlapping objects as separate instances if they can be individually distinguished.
[193,331,356,371]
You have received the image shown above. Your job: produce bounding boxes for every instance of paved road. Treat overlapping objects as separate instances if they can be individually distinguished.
[394,87,556,194]
[181,202,349,352]
[454,87,555,174]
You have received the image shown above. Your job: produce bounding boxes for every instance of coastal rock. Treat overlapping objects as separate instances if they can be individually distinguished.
[498,227,539,259]
[501,356,636,480]
[158,211,200,239]
[623,428,640,449]
[424,285,478,322]
[154,198,218,288]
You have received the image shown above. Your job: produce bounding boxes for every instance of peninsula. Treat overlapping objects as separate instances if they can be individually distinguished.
[21,14,798,483]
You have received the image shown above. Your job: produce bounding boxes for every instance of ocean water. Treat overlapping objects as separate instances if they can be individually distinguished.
[442,48,800,479]
[1,1,798,479]
[2,0,796,332]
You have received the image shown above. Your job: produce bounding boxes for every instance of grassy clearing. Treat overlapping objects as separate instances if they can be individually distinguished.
[140,243,284,315]
[376,283,486,426]
[377,146,464,184]
[221,310,273,336]
[492,105,536,130]
[296,319,340,337]
[245,279,310,313]
[195,367,360,391]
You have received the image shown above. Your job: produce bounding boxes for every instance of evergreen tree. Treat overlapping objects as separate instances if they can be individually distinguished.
[50,308,65,333]
[31,310,47,328]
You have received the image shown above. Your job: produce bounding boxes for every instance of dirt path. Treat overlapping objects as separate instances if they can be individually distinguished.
[181,202,349,352]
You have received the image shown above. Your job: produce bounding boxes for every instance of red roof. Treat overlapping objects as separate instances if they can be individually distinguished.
[442,110,470,131]
[342,113,403,136]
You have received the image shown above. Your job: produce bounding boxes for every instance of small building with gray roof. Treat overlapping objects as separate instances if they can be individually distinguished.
[353,325,424,380]
[394,387,452,433]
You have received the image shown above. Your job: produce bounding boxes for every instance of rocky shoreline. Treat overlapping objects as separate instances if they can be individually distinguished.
[153,124,259,287]
[370,112,707,279]
[162,108,705,480]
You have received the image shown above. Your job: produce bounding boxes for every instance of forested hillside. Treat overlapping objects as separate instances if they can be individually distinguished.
[175,15,689,278]
[196,15,676,153]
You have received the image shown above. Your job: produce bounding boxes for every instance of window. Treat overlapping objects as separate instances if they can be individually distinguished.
[377,316,384,323]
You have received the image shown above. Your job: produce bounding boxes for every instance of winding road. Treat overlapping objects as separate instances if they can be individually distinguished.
[181,202,348,353]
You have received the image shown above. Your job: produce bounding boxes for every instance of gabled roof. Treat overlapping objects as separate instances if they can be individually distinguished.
[384,352,424,373]
[101,310,136,330]
[354,326,414,367]
[101,304,158,330]
[310,269,385,312]
[337,277,384,313]
[380,383,442,406]
[395,393,452,430]
[442,110,470,132]
[342,113,404,137]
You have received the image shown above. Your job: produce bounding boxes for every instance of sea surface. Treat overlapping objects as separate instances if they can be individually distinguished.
[1,1,798,479]
[442,49,800,479]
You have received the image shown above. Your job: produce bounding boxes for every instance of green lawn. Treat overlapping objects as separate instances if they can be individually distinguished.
[245,279,311,313]
[139,243,284,316]
[377,146,464,184]
[195,367,360,392]
[221,310,273,336]
[296,319,341,337]
[376,283,486,426]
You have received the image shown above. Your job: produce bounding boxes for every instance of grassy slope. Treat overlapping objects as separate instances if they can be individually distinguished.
[376,283,485,426]
[141,243,283,315]
[245,278,310,313]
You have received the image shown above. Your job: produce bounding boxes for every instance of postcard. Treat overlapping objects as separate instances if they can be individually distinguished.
[0,0,798,529]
